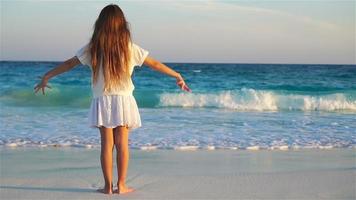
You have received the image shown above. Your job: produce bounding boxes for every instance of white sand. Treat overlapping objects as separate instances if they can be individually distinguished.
[0,147,355,199]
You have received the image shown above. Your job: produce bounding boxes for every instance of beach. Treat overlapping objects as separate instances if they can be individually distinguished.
[1,147,355,199]
[1,0,356,199]
[1,62,355,199]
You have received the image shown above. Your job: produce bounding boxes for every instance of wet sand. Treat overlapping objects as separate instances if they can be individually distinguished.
[0,147,355,199]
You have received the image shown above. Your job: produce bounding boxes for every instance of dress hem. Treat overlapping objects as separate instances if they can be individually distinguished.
[89,123,142,130]
[88,94,142,131]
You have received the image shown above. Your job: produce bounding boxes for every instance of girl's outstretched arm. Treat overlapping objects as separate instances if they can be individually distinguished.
[143,56,191,92]
[34,56,81,95]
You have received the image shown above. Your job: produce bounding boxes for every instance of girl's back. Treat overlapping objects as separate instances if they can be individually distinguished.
[34,3,190,195]
[75,42,149,98]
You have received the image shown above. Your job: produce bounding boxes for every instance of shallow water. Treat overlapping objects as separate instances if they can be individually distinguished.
[1,61,355,149]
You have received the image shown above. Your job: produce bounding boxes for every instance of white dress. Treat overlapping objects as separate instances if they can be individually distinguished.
[75,42,149,130]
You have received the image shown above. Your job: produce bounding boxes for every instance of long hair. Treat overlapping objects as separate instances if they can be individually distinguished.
[89,4,131,92]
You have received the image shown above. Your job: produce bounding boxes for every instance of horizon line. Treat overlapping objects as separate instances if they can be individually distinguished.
[0,59,355,66]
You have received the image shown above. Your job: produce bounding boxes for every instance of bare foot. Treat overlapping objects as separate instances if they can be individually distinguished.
[96,185,113,194]
[114,185,135,194]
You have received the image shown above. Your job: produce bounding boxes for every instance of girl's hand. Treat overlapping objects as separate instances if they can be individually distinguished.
[34,76,52,95]
[176,75,192,92]
[33,56,80,95]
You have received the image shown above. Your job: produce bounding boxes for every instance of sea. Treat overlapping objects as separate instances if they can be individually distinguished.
[1,61,355,150]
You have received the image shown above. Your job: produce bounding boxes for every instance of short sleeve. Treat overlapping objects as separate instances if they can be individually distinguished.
[131,43,149,67]
[75,43,91,67]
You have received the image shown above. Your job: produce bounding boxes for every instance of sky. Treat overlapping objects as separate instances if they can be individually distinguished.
[1,0,355,64]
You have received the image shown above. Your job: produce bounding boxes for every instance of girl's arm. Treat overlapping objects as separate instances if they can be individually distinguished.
[143,56,191,92]
[34,56,81,95]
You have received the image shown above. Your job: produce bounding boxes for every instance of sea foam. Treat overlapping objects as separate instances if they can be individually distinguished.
[159,89,356,112]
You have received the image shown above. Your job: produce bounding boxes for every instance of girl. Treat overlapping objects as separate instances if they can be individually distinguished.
[34,4,191,195]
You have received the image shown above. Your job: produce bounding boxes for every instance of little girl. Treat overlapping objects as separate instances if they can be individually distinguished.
[34,4,190,195]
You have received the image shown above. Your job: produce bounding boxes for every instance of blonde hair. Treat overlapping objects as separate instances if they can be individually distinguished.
[89,4,131,92]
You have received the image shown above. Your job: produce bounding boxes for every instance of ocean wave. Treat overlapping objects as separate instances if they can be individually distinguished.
[1,139,354,150]
[2,87,356,112]
[0,86,91,108]
[159,88,356,111]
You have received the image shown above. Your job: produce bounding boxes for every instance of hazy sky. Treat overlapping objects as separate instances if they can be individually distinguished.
[1,0,355,64]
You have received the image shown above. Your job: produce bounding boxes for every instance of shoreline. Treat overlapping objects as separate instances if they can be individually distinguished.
[1,148,355,199]
[1,144,355,151]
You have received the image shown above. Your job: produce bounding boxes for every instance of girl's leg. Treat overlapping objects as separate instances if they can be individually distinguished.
[97,126,114,194]
[113,126,134,194]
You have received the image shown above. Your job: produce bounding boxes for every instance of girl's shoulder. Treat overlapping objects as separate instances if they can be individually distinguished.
[129,42,149,67]
[74,41,149,67]
[75,43,91,67]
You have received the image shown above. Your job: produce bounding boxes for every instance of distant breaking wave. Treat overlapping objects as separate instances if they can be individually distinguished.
[1,87,356,112]
[159,88,356,112]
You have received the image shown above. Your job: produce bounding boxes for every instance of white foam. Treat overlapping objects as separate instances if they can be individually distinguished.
[318,145,333,149]
[203,146,216,150]
[71,144,93,148]
[270,145,289,150]
[0,142,350,151]
[140,146,158,150]
[58,142,72,147]
[174,146,199,151]
[214,146,239,150]
[159,89,356,112]
[300,93,356,111]
[246,146,260,150]
[160,89,277,111]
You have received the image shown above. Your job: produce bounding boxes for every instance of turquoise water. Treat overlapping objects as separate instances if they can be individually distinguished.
[1,61,355,149]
